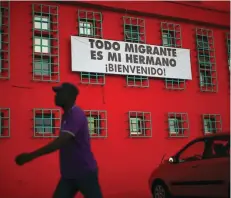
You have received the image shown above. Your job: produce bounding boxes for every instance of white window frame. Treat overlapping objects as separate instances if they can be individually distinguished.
[34,15,50,31]
[34,37,50,54]
[87,116,97,135]
[79,21,93,36]
[168,118,180,134]
[129,117,142,135]
[203,118,215,134]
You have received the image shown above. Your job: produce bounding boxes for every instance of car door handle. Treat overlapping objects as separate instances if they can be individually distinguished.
[192,165,199,168]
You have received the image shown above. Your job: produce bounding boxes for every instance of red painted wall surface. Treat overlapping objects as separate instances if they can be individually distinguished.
[0,1,230,198]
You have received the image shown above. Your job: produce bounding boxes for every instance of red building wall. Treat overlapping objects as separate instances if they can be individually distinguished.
[0,1,230,198]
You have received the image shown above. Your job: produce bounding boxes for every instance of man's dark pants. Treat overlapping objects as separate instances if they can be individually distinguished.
[53,170,103,198]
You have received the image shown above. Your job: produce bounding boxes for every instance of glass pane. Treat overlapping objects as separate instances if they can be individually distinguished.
[35,118,43,125]
[79,21,93,36]
[179,141,205,162]
[42,23,48,30]
[34,46,41,53]
[42,47,49,53]
[42,39,49,46]
[44,118,52,126]
[130,117,141,132]
[35,38,41,45]
[34,22,41,29]
[87,117,95,133]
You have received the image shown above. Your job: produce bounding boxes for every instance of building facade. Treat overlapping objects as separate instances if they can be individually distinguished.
[0,1,230,198]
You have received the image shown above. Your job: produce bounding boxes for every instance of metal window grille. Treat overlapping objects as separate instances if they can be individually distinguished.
[128,111,152,138]
[167,112,189,138]
[32,4,59,82]
[84,110,107,138]
[196,28,217,92]
[123,16,149,88]
[0,1,10,79]
[226,32,230,71]
[161,22,186,90]
[202,114,222,135]
[80,72,105,85]
[0,108,10,138]
[78,10,105,85]
[33,108,61,138]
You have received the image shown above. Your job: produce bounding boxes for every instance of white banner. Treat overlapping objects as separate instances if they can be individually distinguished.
[71,36,192,80]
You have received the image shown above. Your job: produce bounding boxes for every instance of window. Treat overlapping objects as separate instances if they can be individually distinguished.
[0,2,10,79]
[33,108,60,138]
[178,140,205,163]
[34,37,50,53]
[178,135,229,163]
[0,108,10,138]
[211,137,230,158]
[34,15,50,30]
[32,4,59,82]
[85,110,107,138]
[161,22,185,90]
[130,117,143,135]
[123,16,148,87]
[128,111,152,138]
[124,24,140,43]
[202,114,222,134]
[123,17,145,43]
[78,10,105,85]
[196,28,217,92]
[79,21,93,36]
[80,72,105,85]
[126,75,149,87]
[197,35,209,49]
[78,10,102,38]
[168,113,189,138]
[34,58,51,76]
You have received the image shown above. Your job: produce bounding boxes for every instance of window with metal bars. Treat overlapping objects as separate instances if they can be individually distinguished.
[123,16,149,88]
[196,28,217,92]
[128,111,152,138]
[0,2,10,79]
[226,33,230,71]
[32,4,59,82]
[0,108,10,138]
[84,110,107,138]
[77,10,105,85]
[202,114,222,135]
[33,108,60,138]
[167,112,189,138]
[161,22,185,90]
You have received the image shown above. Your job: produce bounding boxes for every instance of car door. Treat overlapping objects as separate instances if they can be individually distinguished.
[194,136,230,198]
[169,138,210,197]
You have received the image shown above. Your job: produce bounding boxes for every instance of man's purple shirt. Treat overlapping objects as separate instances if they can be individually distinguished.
[60,106,97,179]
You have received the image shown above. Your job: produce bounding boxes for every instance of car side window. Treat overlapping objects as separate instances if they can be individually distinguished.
[210,137,230,158]
[178,140,205,163]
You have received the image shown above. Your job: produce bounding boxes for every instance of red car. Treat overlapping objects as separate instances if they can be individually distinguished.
[149,132,230,198]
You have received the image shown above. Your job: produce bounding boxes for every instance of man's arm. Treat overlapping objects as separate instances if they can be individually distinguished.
[30,133,73,159]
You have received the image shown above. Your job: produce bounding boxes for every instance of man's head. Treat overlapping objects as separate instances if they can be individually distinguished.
[52,82,79,107]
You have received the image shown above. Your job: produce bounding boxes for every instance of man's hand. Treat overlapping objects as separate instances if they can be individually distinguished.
[14,133,73,166]
[15,153,34,166]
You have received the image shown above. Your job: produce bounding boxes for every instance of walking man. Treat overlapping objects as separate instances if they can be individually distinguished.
[15,82,103,198]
